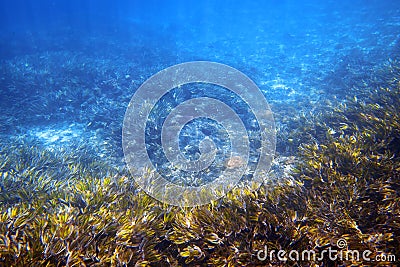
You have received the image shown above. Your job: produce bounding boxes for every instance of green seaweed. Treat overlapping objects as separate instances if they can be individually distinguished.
[1,60,399,266]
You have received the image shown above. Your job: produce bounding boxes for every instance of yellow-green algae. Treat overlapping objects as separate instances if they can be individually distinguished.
[1,60,399,266]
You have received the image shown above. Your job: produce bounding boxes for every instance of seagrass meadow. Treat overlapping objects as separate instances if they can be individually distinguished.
[1,59,399,266]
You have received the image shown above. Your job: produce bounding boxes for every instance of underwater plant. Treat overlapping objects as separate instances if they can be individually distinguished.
[0,59,399,266]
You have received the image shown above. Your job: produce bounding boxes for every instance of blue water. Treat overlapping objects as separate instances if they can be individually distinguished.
[0,0,399,171]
